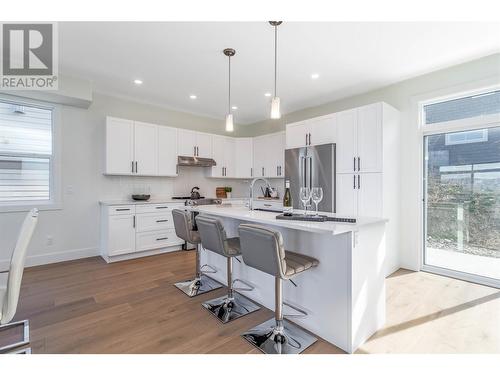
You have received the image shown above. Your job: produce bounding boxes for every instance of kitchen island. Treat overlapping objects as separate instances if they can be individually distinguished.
[186,203,388,353]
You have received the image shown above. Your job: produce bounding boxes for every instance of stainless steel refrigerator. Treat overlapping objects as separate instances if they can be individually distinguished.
[284,143,336,213]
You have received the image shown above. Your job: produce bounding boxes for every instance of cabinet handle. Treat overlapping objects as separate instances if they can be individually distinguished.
[156,219,169,223]
[194,146,196,156]
[353,175,356,189]
[133,215,136,228]
[155,206,168,209]
[262,167,264,176]
[135,161,138,174]
[131,161,134,173]
[358,157,360,171]
[358,174,360,189]
[264,203,272,207]
[156,237,168,241]
[197,146,199,156]
[309,133,311,145]
[353,157,356,172]
[116,208,130,211]
[251,167,253,177]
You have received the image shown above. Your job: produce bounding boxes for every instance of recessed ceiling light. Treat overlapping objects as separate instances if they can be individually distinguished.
[133,79,143,85]
[311,73,319,79]
[232,106,238,110]
[264,92,272,97]
[189,95,197,99]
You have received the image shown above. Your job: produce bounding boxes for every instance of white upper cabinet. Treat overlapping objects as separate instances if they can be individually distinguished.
[177,129,197,157]
[336,103,384,174]
[105,117,178,176]
[211,135,236,178]
[357,103,382,173]
[235,138,253,178]
[336,109,358,174]
[177,129,212,158]
[267,132,285,178]
[105,117,135,175]
[285,115,336,149]
[286,121,310,149]
[134,122,158,176]
[310,114,337,147]
[253,132,285,178]
[196,132,213,158]
[253,135,268,177]
[157,126,178,176]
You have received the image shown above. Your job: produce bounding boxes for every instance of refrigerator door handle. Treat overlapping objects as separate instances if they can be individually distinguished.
[300,156,306,188]
[308,157,312,189]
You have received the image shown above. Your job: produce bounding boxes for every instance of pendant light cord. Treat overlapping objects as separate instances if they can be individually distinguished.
[228,54,231,113]
[274,25,277,97]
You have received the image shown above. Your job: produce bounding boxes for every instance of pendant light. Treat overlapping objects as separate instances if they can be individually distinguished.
[269,21,282,119]
[223,48,235,132]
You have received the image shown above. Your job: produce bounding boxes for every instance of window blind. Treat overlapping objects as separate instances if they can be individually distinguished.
[0,101,52,202]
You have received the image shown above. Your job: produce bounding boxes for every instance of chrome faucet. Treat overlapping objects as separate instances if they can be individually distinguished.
[249,177,271,211]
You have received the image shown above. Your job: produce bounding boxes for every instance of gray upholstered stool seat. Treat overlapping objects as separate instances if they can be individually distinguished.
[196,215,260,324]
[172,209,222,297]
[238,223,319,354]
[283,251,319,277]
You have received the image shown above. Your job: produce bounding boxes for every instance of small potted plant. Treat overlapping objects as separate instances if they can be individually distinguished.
[224,186,232,199]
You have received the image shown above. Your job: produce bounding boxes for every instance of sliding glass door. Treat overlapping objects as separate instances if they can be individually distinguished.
[422,89,500,287]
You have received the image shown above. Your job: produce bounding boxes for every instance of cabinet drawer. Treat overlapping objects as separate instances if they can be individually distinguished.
[136,212,174,232]
[107,205,136,216]
[136,229,183,252]
[135,203,182,214]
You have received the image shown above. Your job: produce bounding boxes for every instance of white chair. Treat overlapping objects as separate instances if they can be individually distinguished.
[0,208,38,353]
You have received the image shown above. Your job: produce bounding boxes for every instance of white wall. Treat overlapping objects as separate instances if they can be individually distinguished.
[0,92,270,270]
[240,53,500,271]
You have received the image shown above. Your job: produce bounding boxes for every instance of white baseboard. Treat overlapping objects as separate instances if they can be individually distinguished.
[0,247,99,271]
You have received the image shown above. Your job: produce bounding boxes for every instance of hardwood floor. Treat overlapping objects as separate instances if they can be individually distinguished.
[5,251,499,354]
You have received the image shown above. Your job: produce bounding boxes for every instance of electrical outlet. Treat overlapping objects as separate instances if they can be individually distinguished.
[46,235,54,247]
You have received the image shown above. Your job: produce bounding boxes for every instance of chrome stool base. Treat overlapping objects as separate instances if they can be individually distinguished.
[242,318,317,354]
[0,319,30,353]
[174,275,222,297]
[202,293,260,324]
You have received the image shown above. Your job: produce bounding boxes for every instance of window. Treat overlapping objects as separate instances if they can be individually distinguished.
[445,129,488,145]
[423,89,500,125]
[0,99,56,208]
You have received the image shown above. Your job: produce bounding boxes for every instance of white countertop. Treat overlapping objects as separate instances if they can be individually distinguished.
[99,198,185,205]
[98,197,266,206]
[186,203,387,235]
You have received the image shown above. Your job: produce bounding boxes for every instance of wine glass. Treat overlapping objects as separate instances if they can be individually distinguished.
[311,187,324,217]
[299,187,311,216]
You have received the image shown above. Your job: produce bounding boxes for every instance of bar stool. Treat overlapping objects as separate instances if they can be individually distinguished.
[238,223,319,354]
[172,209,222,297]
[196,215,260,323]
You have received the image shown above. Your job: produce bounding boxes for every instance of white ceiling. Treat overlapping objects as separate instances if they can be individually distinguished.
[59,22,500,124]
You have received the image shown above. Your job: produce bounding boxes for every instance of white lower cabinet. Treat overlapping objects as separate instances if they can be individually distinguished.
[107,212,136,256]
[101,202,184,262]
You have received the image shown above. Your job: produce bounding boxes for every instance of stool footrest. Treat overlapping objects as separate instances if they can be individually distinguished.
[283,301,308,319]
[200,264,217,274]
[232,278,254,292]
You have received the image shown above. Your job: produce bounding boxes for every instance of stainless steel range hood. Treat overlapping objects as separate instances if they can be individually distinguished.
[177,155,216,167]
